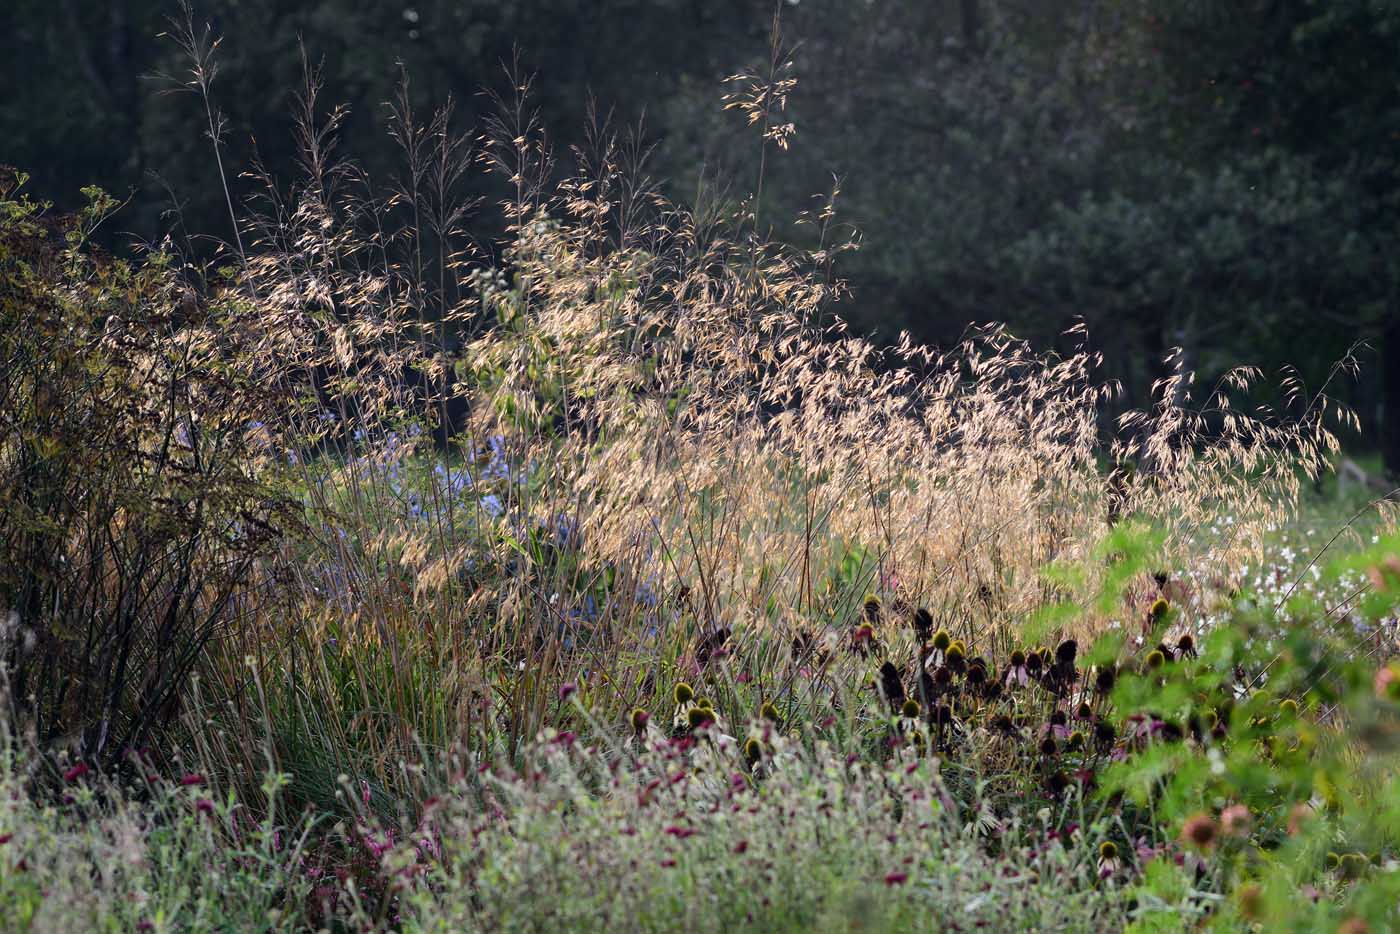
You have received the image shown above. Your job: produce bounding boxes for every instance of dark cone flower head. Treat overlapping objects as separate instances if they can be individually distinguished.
[1150,597,1170,620]
[1056,639,1078,666]
[744,737,762,766]
[932,630,953,652]
[1025,651,1043,676]
[631,708,651,733]
[1278,698,1299,719]
[688,706,714,730]
[1095,666,1117,693]
[901,698,921,718]
[879,661,906,706]
[1049,710,1068,727]
[1181,813,1218,850]
[966,664,987,687]
[863,594,882,622]
[945,645,967,674]
[1098,841,1118,861]
[912,608,934,642]
[1010,650,1027,668]
[674,682,695,705]
[1067,730,1086,751]
[1340,853,1369,880]
[1176,634,1196,657]
[760,701,780,723]
[1146,650,1166,669]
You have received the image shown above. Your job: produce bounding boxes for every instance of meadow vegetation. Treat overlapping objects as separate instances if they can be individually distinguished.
[2,20,1399,931]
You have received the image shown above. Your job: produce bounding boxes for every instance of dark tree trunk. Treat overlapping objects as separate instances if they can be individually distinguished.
[1382,307,1400,480]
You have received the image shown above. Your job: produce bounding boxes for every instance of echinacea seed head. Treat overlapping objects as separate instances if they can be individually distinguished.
[1055,639,1077,665]
[673,682,694,705]
[1339,853,1369,880]
[1095,666,1116,692]
[1181,814,1218,849]
[912,608,933,640]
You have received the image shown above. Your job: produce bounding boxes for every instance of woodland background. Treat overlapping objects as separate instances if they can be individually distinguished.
[4,0,1398,473]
